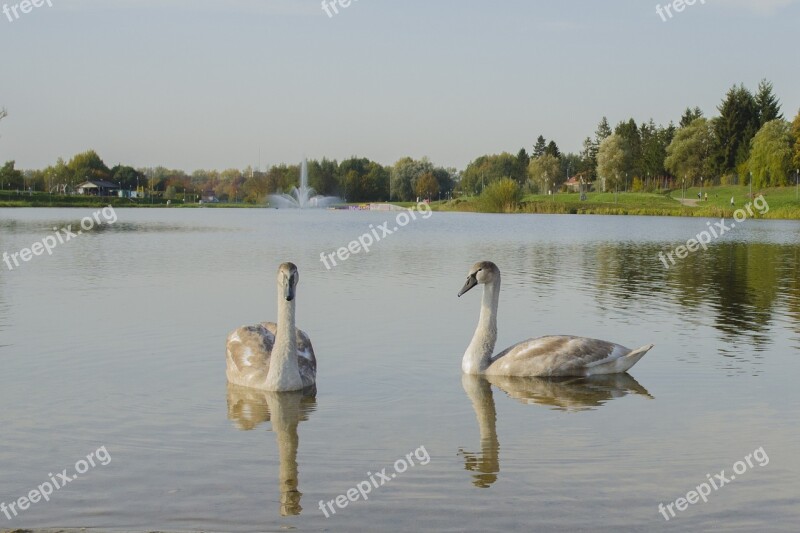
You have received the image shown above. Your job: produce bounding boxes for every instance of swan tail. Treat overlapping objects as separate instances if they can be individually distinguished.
[589,344,654,375]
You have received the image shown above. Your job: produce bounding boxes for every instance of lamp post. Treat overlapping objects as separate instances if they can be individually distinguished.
[749,171,752,200]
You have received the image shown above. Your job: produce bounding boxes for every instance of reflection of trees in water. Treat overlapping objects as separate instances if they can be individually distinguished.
[580,241,799,351]
[0,246,8,347]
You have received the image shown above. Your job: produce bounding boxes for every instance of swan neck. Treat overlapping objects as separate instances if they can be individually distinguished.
[266,292,301,390]
[462,278,500,374]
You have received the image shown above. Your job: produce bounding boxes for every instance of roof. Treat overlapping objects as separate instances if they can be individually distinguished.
[76,180,120,189]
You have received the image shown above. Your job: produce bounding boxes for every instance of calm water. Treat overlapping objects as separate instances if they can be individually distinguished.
[1,207,798,532]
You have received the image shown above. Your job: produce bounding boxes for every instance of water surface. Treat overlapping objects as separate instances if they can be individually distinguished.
[1,208,798,532]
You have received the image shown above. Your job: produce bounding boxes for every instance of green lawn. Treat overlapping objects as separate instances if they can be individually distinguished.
[437,185,800,219]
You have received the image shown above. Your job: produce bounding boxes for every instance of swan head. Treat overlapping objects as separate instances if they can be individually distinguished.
[458,261,500,297]
[278,262,299,302]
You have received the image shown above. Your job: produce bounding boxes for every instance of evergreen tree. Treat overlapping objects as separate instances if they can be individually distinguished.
[792,109,800,171]
[615,118,641,177]
[545,140,561,159]
[640,119,670,180]
[679,107,703,128]
[515,148,530,182]
[532,136,547,158]
[713,84,759,176]
[595,117,612,145]
[755,79,783,126]
[580,136,598,179]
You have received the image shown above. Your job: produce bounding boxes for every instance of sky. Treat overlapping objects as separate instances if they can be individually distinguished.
[1,0,798,173]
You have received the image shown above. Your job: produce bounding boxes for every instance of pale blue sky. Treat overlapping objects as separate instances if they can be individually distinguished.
[1,0,798,172]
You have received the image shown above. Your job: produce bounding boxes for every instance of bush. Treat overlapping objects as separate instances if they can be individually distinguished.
[480,178,521,213]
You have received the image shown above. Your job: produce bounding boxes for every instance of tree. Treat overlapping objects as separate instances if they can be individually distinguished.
[792,109,800,170]
[713,84,759,176]
[559,153,581,181]
[748,119,794,188]
[532,136,547,158]
[665,118,715,184]
[580,136,598,179]
[243,173,270,203]
[545,140,561,159]
[110,165,145,190]
[640,119,673,180]
[460,152,520,194]
[615,119,642,178]
[67,150,111,183]
[308,158,339,197]
[0,160,24,189]
[595,117,612,145]
[755,79,782,127]
[431,167,455,198]
[391,157,434,201]
[415,172,440,200]
[516,148,530,176]
[679,107,704,128]
[596,133,629,191]
[339,157,387,201]
[527,153,560,194]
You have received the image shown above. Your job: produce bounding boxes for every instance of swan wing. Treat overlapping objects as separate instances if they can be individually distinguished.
[295,327,317,386]
[486,336,632,377]
[226,323,276,376]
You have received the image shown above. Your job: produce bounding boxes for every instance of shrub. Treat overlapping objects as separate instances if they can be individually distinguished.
[480,178,522,213]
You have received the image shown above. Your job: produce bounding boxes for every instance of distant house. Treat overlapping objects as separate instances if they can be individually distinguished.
[564,177,582,192]
[76,180,120,196]
[201,191,219,203]
[564,174,592,193]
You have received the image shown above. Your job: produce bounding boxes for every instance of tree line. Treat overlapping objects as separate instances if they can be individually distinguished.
[2,79,799,203]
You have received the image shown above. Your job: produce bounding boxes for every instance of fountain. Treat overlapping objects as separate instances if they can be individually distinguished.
[268,159,341,208]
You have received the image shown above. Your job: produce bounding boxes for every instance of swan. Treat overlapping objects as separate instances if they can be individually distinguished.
[226,262,316,391]
[226,383,316,516]
[458,261,653,377]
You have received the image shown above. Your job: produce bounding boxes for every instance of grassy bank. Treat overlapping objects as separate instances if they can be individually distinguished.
[2,186,800,219]
[0,191,268,208]
[436,185,800,219]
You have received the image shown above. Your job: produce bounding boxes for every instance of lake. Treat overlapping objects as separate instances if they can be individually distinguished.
[1,207,798,532]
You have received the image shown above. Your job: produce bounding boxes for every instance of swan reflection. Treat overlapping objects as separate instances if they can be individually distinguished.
[460,373,652,488]
[226,383,317,516]
[487,373,653,411]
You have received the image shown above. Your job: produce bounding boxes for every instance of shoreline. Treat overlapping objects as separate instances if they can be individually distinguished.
[2,189,799,220]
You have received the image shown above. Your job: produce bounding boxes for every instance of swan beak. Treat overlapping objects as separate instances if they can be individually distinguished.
[285,282,295,301]
[458,275,478,297]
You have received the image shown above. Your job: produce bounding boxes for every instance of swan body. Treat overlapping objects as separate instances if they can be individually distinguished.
[226,263,316,391]
[458,261,653,377]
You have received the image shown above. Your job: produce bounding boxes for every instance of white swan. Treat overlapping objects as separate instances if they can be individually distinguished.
[226,262,316,391]
[458,261,653,377]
